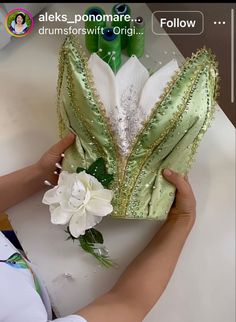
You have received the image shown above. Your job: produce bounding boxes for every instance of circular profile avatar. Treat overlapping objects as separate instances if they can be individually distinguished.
[5,8,34,38]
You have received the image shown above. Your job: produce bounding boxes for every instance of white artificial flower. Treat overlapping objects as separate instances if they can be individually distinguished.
[42,170,113,238]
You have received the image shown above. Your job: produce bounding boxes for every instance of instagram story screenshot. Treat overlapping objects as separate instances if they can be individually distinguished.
[0,3,235,322]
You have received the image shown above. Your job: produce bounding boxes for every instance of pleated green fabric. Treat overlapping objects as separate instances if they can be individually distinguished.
[57,35,219,220]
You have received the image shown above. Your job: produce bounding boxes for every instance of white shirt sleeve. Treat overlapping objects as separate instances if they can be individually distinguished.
[0,232,87,322]
[53,316,87,322]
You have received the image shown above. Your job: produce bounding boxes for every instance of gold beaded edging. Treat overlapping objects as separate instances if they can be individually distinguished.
[115,48,219,218]
[65,54,106,160]
[57,45,68,138]
[57,44,105,169]
[67,35,121,189]
[56,35,119,190]
[125,48,219,168]
[185,62,220,172]
[119,62,214,218]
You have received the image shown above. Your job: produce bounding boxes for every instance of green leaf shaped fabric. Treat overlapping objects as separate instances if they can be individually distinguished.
[57,35,219,220]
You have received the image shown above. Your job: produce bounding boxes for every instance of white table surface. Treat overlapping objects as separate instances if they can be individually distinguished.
[0,3,235,321]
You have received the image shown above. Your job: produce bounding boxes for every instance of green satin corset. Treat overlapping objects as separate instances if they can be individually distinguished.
[57,35,219,220]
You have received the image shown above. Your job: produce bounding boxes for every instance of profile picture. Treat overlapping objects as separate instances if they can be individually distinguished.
[5,8,34,38]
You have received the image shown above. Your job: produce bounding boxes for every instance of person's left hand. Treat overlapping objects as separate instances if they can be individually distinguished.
[37,133,75,185]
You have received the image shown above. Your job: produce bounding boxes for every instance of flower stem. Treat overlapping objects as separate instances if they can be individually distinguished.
[65,227,118,268]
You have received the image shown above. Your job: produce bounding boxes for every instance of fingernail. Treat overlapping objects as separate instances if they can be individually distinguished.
[163,169,172,176]
[61,153,65,157]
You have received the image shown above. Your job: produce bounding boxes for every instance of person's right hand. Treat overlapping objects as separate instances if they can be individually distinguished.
[162,168,196,223]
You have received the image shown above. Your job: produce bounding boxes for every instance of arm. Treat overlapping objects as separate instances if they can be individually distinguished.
[78,169,196,322]
[0,133,75,213]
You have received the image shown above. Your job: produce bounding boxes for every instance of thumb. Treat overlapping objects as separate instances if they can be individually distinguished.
[51,133,75,155]
[162,168,191,196]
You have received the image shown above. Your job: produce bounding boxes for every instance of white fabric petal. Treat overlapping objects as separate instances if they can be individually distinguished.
[49,204,58,215]
[139,59,179,119]
[58,171,73,187]
[116,55,149,100]
[85,214,103,230]
[87,174,104,191]
[42,187,60,205]
[73,178,86,194]
[68,196,84,209]
[115,55,149,154]
[87,54,179,156]
[76,171,102,191]
[50,205,72,225]
[68,177,87,209]
[86,199,113,217]
[69,212,87,238]
[58,171,78,202]
[90,189,113,203]
[88,53,119,121]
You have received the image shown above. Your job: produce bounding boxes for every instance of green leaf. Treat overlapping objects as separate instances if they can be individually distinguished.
[76,167,86,173]
[87,158,114,188]
[82,228,104,244]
